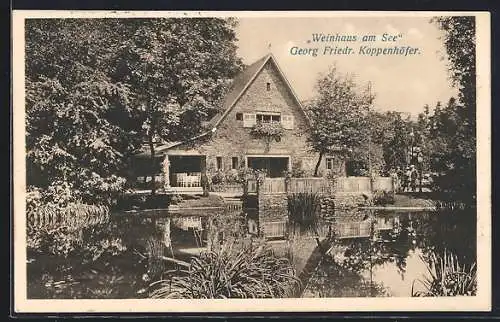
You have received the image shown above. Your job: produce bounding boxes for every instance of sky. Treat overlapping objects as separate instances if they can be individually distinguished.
[235,16,458,117]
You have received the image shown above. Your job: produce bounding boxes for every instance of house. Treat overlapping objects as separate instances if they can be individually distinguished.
[132,54,345,194]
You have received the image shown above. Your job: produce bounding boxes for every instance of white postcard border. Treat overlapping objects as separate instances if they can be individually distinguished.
[12,10,492,313]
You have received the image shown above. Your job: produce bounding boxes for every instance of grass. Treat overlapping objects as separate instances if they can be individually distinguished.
[175,194,226,208]
[392,194,436,208]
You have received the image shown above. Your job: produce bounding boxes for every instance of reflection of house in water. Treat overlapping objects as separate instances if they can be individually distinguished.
[375,216,399,231]
[168,215,207,258]
[334,216,400,239]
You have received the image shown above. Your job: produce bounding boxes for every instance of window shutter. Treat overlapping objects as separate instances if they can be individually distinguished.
[282,115,294,130]
[243,113,256,128]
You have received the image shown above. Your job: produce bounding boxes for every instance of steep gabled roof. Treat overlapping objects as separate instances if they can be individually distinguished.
[205,54,270,129]
[153,53,310,154]
[207,53,311,130]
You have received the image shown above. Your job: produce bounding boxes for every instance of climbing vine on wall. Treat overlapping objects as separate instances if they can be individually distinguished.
[251,122,285,152]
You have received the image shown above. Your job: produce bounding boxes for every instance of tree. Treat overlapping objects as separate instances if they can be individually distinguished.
[368,111,413,174]
[430,16,476,203]
[110,18,243,195]
[434,16,476,125]
[307,66,373,176]
[25,18,244,201]
[26,19,142,206]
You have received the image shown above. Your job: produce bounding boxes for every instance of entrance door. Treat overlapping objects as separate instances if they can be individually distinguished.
[247,157,289,177]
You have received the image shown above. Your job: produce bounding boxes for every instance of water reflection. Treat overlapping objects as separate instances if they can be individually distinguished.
[304,207,476,297]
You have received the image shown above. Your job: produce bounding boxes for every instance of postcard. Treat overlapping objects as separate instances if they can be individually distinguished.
[12,10,491,313]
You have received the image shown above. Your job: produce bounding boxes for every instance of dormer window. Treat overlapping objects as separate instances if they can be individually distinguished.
[266,82,271,91]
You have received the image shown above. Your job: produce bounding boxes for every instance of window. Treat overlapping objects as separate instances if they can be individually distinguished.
[266,82,271,91]
[326,157,334,170]
[236,113,243,121]
[232,157,239,169]
[216,157,223,170]
[256,113,281,123]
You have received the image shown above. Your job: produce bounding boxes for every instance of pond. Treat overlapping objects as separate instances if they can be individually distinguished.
[27,206,476,299]
[302,207,477,297]
[27,210,238,299]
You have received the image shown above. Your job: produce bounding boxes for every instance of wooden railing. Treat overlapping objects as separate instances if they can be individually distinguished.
[334,177,371,193]
[287,178,334,194]
[260,178,287,194]
[224,199,243,212]
[245,176,393,195]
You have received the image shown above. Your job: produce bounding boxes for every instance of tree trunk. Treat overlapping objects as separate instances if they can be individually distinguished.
[315,237,324,252]
[148,133,156,196]
[314,151,324,177]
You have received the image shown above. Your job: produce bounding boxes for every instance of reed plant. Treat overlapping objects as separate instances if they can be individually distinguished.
[411,250,476,296]
[149,240,300,299]
[287,192,321,234]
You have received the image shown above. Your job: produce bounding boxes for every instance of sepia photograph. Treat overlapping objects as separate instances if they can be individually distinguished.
[12,11,491,312]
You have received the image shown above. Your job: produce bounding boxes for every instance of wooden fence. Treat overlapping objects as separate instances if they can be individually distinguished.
[259,178,287,194]
[251,178,333,195]
[335,177,371,193]
[246,176,393,195]
[246,179,258,194]
[287,178,334,194]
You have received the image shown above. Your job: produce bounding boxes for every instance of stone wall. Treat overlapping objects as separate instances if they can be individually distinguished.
[254,191,370,236]
[333,193,370,209]
[254,190,372,238]
[258,193,288,223]
[320,196,336,218]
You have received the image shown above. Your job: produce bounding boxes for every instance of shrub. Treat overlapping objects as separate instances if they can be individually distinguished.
[169,194,183,205]
[149,240,300,298]
[371,190,395,205]
[283,168,306,179]
[411,250,477,296]
[224,169,242,184]
[211,170,225,185]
